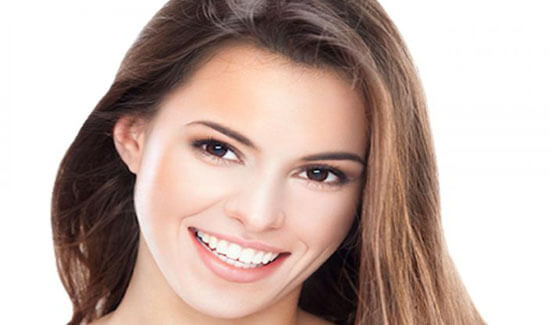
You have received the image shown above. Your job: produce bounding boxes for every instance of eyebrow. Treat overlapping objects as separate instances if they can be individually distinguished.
[186,120,365,165]
[186,120,258,149]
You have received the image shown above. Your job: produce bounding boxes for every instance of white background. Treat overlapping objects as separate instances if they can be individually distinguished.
[2,1,549,324]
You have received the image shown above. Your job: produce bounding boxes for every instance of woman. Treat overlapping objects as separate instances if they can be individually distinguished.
[51,0,485,324]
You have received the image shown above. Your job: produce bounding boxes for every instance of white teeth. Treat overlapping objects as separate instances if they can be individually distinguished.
[208,236,218,250]
[262,252,273,264]
[238,248,255,264]
[218,254,229,263]
[252,251,264,264]
[261,252,279,264]
[197,231,210,243]
[195,230,282,268]
[227,243,242,260]
[216,240,229,255]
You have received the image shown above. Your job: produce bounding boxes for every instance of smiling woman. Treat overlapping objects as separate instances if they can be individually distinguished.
[51,1,485,325]
[111,45,367,320]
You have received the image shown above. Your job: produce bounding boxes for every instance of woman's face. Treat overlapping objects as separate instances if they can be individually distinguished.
[118,43,367,318]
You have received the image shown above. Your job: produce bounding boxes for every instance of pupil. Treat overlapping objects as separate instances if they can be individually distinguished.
[207,143,227,157]
[307,168,328,181]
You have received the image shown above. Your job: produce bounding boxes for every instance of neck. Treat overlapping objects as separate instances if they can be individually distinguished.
[105,236,302,325]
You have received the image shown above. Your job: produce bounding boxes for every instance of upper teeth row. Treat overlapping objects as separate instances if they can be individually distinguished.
[196,231,279,265]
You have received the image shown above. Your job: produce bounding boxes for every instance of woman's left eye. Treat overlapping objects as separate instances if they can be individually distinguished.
[297,166,348,187]
[192,138,240,163]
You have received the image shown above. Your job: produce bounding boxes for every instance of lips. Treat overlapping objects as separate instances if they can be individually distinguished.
[188,227,290,283]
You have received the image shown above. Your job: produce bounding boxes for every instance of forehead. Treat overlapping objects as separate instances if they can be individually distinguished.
[156,43,368,156]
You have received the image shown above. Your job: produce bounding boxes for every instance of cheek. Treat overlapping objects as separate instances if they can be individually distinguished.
[133,144,229,241]
[288,185,360,253]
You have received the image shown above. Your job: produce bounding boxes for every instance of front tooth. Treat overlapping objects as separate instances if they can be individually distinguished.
[208,236,218,250]
[261,252,273,264]
[227,243,242,260]
[238,248,255,264]
[216,240,229,255]
[252,251,264,264]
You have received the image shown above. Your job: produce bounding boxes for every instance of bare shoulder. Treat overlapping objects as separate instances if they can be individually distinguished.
[298,309,335,325]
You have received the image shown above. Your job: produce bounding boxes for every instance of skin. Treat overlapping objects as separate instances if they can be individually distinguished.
[95,42,367,325]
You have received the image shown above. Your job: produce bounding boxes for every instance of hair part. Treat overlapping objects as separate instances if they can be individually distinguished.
[51,1,485,324]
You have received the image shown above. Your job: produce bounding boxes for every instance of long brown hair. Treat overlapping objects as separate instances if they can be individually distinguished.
[51,0,485,324]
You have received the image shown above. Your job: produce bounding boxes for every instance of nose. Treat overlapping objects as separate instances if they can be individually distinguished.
[223,170,286,233]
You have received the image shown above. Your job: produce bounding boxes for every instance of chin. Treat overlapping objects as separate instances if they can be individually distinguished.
[178,291,272,320]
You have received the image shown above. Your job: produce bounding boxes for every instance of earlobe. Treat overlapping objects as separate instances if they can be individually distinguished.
[112,115,148,175]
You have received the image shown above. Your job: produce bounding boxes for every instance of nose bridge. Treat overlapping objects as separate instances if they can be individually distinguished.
[224,166,285,232]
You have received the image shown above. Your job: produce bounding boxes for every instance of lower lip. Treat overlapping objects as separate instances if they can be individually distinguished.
[188,228,288,283]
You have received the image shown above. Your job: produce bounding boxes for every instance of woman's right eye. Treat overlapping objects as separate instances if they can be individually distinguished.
[191,138,240,164]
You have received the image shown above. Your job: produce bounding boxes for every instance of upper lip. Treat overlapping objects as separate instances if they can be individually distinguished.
[190,227,288,254]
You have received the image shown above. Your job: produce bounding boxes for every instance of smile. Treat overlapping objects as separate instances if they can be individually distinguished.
[189,227,290,283]
[194,230,280,268]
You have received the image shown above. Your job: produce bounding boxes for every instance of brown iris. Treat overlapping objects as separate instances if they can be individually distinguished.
[205,142,228,157]
[307,168,329,182]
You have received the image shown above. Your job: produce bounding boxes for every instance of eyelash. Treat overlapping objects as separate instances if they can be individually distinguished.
[191,137,350,189]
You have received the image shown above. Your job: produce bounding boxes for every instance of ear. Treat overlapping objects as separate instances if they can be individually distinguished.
[112,115,149,175]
